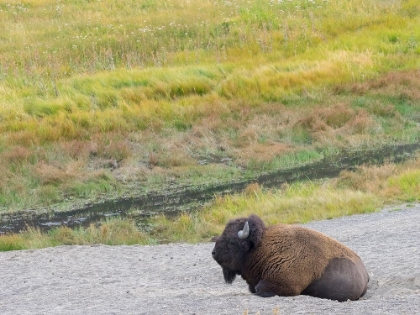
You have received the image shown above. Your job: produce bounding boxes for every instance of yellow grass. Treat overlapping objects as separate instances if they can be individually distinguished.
[149,156,420,244]
[149,181,380,243]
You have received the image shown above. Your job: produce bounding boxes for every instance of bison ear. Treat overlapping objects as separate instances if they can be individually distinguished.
[246,214,265,249]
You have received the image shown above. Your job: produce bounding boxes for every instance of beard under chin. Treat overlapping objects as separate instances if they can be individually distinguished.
[223,268,237,284]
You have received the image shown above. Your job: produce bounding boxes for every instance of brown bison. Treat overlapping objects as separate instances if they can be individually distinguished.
[212,214,369,301]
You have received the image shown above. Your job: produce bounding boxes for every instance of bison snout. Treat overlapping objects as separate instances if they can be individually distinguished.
[212,248,221,264]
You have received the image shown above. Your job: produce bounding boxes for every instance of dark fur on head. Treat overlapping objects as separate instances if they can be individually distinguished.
[212,214,266,283]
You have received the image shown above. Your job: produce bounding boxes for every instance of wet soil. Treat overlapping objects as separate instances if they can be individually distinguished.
[0,142,419,234]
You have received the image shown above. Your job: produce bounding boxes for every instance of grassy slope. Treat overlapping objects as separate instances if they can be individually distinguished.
[0,0,420,249]
[1,0,419,212]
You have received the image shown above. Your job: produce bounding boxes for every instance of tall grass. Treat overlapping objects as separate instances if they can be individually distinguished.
[0,0,401,81]
[0,218,149,252]
[1,0,418,142]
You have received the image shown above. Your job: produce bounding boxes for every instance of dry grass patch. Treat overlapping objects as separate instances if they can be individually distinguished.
[340,70,420,101]
[335,156,420,202]
[35,162,77,186]
[236,142,292,166]
[367,101,399,118]
[59,140,96,160]
[1,146,33,164]
[335,164,398,193]
[294,103,377,146]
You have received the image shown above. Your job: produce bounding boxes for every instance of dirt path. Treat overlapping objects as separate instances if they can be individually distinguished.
[1,204,419,314]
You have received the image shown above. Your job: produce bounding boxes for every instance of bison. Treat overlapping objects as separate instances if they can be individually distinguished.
[212,214,369,301]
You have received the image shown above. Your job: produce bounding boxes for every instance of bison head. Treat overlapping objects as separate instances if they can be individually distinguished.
[212,214,266,283]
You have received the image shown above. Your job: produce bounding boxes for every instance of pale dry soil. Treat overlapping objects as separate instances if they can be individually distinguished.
[1,205,419,315]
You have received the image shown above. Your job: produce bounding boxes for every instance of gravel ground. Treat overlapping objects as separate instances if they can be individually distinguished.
[1,204,419,315]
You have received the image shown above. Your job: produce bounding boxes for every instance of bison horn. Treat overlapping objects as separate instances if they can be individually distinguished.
[238,221,250,239]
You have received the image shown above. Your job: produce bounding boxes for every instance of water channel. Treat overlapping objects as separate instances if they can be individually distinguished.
[1,143,419,234]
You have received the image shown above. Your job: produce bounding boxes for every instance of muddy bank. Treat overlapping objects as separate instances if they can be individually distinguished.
[0,204,419,314]
[1,142,419,234]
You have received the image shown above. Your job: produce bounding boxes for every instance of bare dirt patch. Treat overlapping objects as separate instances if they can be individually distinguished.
[1,205,419,314]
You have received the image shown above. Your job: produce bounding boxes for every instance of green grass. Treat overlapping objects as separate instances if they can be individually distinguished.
[0,0,420,235]
[0,219,150,252]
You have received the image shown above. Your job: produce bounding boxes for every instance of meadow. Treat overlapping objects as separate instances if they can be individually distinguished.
[0,0,419,250]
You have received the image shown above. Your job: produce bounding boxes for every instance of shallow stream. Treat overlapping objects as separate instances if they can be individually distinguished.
[1,143,419,234]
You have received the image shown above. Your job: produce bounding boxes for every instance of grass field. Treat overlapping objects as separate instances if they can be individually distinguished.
[0,0,420,250]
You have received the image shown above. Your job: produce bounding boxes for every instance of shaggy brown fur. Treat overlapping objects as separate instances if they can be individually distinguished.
[212,214,369,301]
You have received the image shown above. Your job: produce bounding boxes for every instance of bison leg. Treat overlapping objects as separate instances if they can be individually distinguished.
[301,258,369,302]
[254,280,276,297]
[248,284,256,294]
[254,280,300,297]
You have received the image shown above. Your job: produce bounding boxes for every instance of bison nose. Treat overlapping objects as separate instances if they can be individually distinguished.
[212,249,216,257]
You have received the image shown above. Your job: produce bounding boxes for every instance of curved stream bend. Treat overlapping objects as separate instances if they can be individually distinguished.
[1,143,419,234]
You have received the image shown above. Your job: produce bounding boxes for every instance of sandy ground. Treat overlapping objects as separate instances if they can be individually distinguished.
[1,204,419,315]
